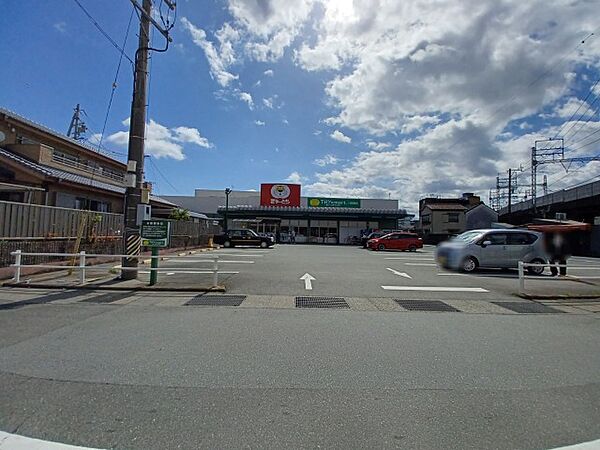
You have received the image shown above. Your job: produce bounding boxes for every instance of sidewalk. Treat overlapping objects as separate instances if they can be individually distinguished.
[1,246,226,292]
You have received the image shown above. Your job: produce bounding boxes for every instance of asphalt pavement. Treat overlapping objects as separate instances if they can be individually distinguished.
[0,244,600,449]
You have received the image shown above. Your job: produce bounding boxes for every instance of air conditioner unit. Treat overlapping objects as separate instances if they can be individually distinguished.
[555,212,567,221]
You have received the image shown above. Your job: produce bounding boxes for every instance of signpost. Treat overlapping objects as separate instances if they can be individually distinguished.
[140,220,171,285]
[307,197,361,208]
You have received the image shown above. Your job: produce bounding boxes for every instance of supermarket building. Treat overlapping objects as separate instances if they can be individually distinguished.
[164,183,412,244]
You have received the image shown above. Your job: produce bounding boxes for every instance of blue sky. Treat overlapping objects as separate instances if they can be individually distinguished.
[1,0,600,211]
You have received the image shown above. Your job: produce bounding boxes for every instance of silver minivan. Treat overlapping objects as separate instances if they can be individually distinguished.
[435,229,547,274]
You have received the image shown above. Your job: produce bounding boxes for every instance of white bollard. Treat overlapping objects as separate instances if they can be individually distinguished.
[212,256,219,287]
[518,261,525,295]
[14,250,22,283]
[79,251,86,284]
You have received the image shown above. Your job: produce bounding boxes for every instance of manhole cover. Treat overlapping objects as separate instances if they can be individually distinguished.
[394,299,460,312]
[492,302,563,314]
[185,295,246,306]
[295,296,349,308]
[80,291,136,304]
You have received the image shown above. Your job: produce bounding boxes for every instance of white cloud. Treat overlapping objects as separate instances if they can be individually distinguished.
[172,127,213,148]
[552,97,595,119]
[330,129,351,143]
[285,171,306,184]
[282,119,289,125]
[53,22,66,33]
[237,91,254,109]
[366,141,391,151]
[181,17,239,87]
[254,120,265,126]
[313,154,339,167]
[253,80,262,87]
[264,69,274,76]
[227,0,317,61]
[182,1,600,207]
[262,97,274,109]
[106,118,213,160]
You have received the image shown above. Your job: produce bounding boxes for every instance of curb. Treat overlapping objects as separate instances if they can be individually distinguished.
[517,293,600,300]
[1,281,226,292]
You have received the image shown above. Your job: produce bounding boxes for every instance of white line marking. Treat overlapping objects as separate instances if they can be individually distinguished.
[300,273,315,290]
[386,268,412,279]
[0,430,102,449]
[166,272,175,276]
[381,285,489,292]
[437,273,468,276]
[403,263,437,266]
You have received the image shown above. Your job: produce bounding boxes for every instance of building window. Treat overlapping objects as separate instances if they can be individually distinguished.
[447,213,459,223]
[421,214,431,225]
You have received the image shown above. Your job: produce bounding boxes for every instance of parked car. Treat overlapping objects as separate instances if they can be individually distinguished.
[213,229,274,248]
[435,229,547,274]
[367,232,423,251]
[361,230,397,248]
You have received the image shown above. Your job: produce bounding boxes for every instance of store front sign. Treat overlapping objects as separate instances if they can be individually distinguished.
[308,197,361,208]
[260,183,301,207]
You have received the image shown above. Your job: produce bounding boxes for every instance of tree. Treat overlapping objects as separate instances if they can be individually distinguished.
[169,208,190,221]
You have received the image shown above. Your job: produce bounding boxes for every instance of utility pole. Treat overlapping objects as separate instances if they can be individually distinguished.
[67,104,88,140]
[121,0,153,280]
[507,168,512,214]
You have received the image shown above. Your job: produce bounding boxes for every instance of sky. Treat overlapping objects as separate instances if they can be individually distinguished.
[1,0,600,213]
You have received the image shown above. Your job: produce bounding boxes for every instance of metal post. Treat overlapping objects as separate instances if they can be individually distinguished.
[224,188,231,232]
[212,256,219,287]
[14,250,22,283]
[149,247,159,286]
[79,251,86,284]
[518,261,525,294]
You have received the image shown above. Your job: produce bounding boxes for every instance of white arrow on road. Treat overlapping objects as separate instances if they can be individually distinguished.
[300,273,316,290]
[386,267,412,279]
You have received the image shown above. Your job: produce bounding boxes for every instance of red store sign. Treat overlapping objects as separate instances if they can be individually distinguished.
[260,183,301,207]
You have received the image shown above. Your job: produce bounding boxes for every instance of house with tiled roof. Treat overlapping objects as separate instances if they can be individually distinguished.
[0,107,176,214]
[418,193,497,243]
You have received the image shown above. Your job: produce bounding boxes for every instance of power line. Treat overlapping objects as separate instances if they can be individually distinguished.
[569,126,600,147]
[97,6,136,153]
[556,76,600,140]
[72,0,135,66]
[569,135,600,152]
[563,99,600,144]
[147,156,182,194]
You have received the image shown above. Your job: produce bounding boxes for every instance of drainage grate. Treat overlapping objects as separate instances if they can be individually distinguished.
[295,296,349,309]
[492,302,563,314]
[185,295,246,306]
[79,291,136,304]
[0,289,85,310]
[394,299,460,312]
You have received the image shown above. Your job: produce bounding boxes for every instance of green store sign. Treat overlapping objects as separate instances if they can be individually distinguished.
[307,197,361,208]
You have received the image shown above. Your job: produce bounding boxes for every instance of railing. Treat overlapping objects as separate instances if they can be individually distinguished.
[517,261,600,295]
[51,152,125,182]
[10,250,247,287]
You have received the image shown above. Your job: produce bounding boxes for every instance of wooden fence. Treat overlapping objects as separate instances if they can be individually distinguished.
[0,200,123,239]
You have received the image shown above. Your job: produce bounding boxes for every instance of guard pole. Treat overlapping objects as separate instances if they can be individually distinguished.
[79,251,86,284]
[149,247,159,286]
[518,261,525,294]
[14,250,22,283]
[212,256,219,287]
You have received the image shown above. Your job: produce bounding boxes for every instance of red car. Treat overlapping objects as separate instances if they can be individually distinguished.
[367,232,423,251]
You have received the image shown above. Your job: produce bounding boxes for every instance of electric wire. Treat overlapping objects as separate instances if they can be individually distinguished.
[96,6,136,154]
[72,0,134,65]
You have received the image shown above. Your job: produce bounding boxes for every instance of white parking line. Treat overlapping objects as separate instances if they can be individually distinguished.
[386,268,412,279]
[381,286,489,292]
[0,430,102,449]
[403,263,437,266]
